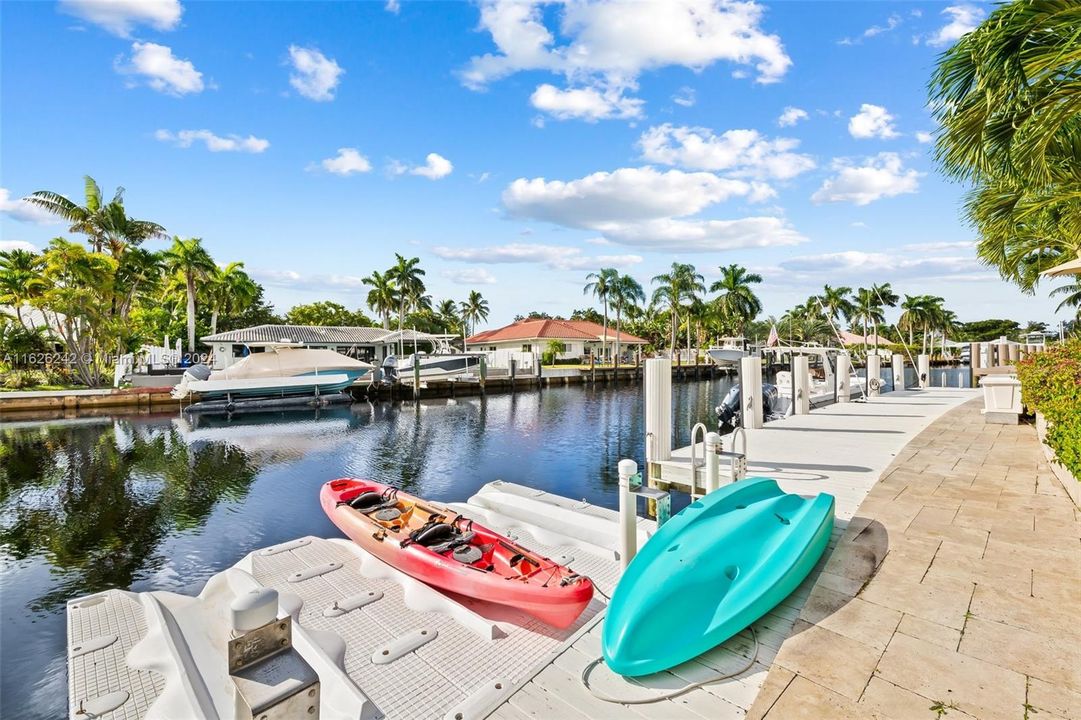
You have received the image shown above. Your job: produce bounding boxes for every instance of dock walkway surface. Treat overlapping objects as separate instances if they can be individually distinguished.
[747,397,1081,720]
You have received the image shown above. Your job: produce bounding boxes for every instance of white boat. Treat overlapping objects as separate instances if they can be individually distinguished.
[706,337,748,365]
[172,346,373,400]
[767,344,866,413]
[382,352,483,382]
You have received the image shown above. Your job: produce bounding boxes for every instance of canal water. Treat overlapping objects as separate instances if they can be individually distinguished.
[0,377,732,719]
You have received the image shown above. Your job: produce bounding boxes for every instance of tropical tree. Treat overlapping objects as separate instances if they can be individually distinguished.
[26,176,166,257]
[709,264,762,337]
[651,262,704,352]
[1051,281,1081,320]
[609,273,645,365]
[0,249,46,330]
[851,287,886,357]
[459,290,489,342]
[898,295,946,352]
[362,270,397,329]
[283,301,370,328]
[817,285,855,329]
[387,255,425,353]
[161,237,216,352]
[584,268,618,361]
[930,1,1081,292]
[204,262,258,336]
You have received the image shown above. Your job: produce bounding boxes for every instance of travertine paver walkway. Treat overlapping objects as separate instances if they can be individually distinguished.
[748,398,1081,720]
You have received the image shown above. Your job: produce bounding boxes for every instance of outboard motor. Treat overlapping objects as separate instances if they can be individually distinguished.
[381,355,400,383]
[715,383,779,432]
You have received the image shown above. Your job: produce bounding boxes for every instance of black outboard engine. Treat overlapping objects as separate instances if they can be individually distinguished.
[715,383,779,432]
[381,355,400,383]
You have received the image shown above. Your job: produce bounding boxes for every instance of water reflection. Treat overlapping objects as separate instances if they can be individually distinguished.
[0,379,731,720]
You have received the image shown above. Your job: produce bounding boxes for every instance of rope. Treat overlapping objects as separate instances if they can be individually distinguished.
[580,627,759,704]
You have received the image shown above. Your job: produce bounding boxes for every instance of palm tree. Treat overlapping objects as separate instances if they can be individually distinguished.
[930,1,1081,291]
[651,263,704,352]
[609,273,645,365]
[205,262,258,336]
[387,255,425,354]
[583,268,618,361]
[162,236,216,352]
[362,270,397,329]
[0,249,46,330]
[709,264,762,338]
[938,309,959,358]
[26,176,166,256]
[851,288,886,358]
[459,290,489,346]
[435,299,460,334]
[870,282,899,352]
[818,285,855,326]
[1051,280,1081,320]
[898,295,945,353]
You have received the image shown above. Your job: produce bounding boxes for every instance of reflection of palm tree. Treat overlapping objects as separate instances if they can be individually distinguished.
[0,419,258,611]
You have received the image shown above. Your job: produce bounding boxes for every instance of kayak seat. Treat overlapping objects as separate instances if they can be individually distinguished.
[414,522,457,547]
[348,491,384,511]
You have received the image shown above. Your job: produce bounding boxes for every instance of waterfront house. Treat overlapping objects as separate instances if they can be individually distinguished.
[201,324,443,369]
[465,318,647,361]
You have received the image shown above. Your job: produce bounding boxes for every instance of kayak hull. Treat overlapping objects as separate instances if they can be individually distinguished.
[321,478,593,628]
[603,477,834,676]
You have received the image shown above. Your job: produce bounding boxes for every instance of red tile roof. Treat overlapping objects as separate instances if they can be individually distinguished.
[466,319,647,345]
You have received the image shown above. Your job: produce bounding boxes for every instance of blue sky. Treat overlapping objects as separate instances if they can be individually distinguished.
[0,0,1069,330]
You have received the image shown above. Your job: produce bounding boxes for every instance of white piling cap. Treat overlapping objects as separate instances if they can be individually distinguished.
[230,588,279,632]
[705,432,721,449]
[617,459,638,478]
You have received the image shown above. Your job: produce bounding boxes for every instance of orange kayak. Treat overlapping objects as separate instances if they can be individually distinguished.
[320,478,594,628]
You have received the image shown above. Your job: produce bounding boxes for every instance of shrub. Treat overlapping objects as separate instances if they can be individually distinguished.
[1017,338,1081,479]
[2,368,47,389]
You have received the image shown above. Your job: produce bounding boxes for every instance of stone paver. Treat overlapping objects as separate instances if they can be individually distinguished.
[749,397,1081,719]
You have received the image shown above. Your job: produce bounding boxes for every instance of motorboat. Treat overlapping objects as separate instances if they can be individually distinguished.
[381,352,483,383]
[768,345,866,413]
[171,346,373,401]
[706,336,748,365]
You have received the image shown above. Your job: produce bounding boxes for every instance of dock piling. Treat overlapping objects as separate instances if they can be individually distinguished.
[836,354,851,402]
[793,355,810,414]
[739,355,764,429]
[618,459,639,570]
[867,354,881,397]
[892,353,905,391]
[917,354,930,389]
[644,359,673,478]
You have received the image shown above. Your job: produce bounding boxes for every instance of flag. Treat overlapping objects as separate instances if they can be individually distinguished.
[767,324,779,347]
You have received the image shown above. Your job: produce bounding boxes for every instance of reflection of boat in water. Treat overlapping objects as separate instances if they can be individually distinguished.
[172,347,373,401]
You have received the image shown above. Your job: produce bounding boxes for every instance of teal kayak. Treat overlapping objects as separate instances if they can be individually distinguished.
[602,477,834,677]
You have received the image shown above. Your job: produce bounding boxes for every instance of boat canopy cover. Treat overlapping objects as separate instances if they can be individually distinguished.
[211,348,372,381]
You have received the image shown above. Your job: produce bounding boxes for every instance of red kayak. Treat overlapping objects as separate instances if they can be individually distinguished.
[320,478,594,628]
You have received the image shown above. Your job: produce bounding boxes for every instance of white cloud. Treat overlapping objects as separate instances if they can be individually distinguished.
[927,5,985,47]
[672,87,696,107]
[117,42,203,95]
[501,166,806,252]
[811,153,920,206]
[0,240,40,252]
[777,106,808,127]
[839,13,903,44]
[461,0,791,120]
[60,0,182,37]
[391,153,453,180]
[530,83,643,121]
[155,129,269,153]
[915,131,934,144]
[385,0,400,13]
[441,268,497,285]
[848,103,899,139]
[251,269,367,291]
[778,250,988,281]
[318,148,372,175]
[638,124,815,180]
[901,240,975,252]
[0,189,62,225]
[287,45,343,101]
[433,243,641,270]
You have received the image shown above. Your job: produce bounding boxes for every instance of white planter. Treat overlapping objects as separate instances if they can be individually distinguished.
[979,374,1021,423]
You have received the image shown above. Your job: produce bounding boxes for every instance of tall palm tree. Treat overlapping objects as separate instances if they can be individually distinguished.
[609,273,645,365]
[709,264,762,338]
[651,262,704,352]
[362,270,398,329]
[818,285,855,326]
[851,288,886,358]
[930,1,1081,291]
[898,295,945,352]
[26,176,166,256]
[162,236,216,352]
[870,282,899,352]
[583,268,618,361]
[459,290,489,346]
[205,262,258,336]
[387,255,425,354]
[938,308,960,358]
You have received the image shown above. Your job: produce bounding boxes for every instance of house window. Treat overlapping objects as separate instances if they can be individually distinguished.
[522,344,532,352]
[488,346,496,351]
[551,342,567,353]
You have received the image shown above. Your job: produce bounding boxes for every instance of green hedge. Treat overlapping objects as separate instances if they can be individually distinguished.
[1017,338,1081,480]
